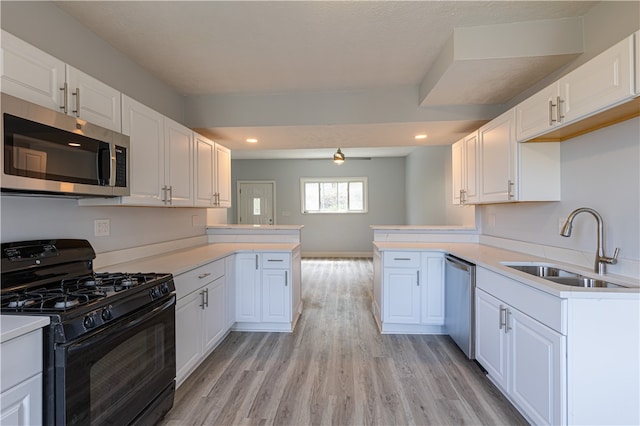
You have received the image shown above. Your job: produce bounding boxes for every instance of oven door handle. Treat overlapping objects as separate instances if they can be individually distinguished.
[65,295,175,351]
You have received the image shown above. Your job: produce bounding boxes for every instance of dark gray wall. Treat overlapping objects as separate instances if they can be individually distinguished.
[230,157,405,254]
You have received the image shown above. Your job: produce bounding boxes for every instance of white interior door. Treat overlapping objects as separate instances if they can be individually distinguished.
[237,181,275,225]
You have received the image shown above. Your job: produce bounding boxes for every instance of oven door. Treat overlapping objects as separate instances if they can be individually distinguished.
[55,295,176,426]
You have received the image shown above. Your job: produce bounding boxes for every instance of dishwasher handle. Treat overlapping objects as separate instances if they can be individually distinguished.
[445,255,474,273]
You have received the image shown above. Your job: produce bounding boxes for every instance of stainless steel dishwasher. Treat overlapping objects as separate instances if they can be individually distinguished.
[444,254,476,359]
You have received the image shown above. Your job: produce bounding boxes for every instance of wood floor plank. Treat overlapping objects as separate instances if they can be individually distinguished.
[163,258,527,426]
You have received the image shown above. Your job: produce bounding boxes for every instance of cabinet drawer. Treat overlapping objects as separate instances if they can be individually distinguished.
[0,330,42,392]
[175,259,225,299]
[477,267,565,334]
[262,253,290,269]
[383,251,420,268]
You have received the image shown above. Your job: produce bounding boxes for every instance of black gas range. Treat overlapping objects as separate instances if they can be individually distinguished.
[1,239,176,426]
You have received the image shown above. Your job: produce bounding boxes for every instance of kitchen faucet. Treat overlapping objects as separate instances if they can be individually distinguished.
[560,207,620,275]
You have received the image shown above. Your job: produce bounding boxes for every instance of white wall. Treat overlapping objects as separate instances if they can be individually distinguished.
[230,157,405,255]
[480,117,640,273]
[405,146,475,226]
[0,195,208,253]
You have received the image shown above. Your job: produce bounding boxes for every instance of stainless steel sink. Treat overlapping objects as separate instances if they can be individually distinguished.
[544,276,625,288]
[503,263,627,289]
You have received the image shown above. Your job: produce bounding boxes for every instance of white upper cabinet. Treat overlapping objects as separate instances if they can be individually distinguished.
[194,135,231,208]
[478,109,517,203]
[1,31,121,132]
[215,143,232,208]
[83,95,194,207]
[163,118,194,206]
[477,109,560,204]
[65,66,121,131]
[194,134,216,207]
[635,31,640,96]
[516,34,636,142]
[120,95,165,205]
[1,30,65,111]
[452,132,479,205]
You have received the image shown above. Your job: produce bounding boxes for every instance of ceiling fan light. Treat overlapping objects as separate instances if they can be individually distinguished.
[333,148,345,164]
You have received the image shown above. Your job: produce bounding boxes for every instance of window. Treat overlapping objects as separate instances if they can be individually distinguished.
[301,177,368,214]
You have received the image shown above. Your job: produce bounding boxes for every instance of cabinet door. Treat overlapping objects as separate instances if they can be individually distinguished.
[420,253,444,325]
[203,277,227,352]
[175,290,203,386]
[475,289,508,390]
[560,35,634,124]
[225,255,236,329]
[164,118,193,206]
[479,109,516,203]
[1,30,65,111]
[0,374,42,426]
[235,254,261,323]
[515,83,559,142]
[383,268,421,324]
[194,134,216,207]
[66,66,121,131]
[452,138,464,205]
[262,269,290,323]
[463,132,479,203]
[121,95,165,205]
[509,308,565,426]
[215,143,232,208]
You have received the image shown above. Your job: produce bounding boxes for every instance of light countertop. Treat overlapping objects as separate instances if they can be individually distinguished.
[96,243,299,276]
[1,315,50,343]
[207,225,304,230]
[374,242,640,299]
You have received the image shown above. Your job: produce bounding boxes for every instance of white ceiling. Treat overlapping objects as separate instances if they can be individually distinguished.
[56,1,597,159]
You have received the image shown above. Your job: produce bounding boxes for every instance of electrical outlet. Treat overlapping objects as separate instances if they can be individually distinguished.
[94,219,110,237]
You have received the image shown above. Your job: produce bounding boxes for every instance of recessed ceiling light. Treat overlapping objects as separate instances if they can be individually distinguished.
[414,134,427,140]
[68,142,81,147]
[246,138,258,143]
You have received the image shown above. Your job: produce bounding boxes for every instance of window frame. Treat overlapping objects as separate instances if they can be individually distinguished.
[300,177,368,214]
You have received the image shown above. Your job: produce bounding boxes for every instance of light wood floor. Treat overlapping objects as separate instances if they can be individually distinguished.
[162,258,527,426]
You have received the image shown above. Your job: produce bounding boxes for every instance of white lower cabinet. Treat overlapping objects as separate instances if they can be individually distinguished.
[0,329,44,426]
[234,249,301,332]
[374,249,445,333]
[476,268,565,425]
[175,259,228,387]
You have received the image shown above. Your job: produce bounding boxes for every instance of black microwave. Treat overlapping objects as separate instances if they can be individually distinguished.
[1,93,130,197]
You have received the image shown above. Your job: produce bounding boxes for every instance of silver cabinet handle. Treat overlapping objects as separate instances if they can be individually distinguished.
[505,309,512,333]
[549,99,556,125]
[198,272,211,279]
[72,87,80,117]
[255,254,259,270]
[199,290,206,309]
[507,180,514,200]
[557,96,564,123]
[161,186,167,203]
[205,288,209,308]
[267,259,283,262]
[168,185,173,205]
[499,305,506,330]
[285,271,288,286]
[416,270,420,286]
[59,82,68,113]
[394,257,411,261]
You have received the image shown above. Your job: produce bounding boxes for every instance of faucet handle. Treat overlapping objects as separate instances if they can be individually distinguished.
[611,247,620,264]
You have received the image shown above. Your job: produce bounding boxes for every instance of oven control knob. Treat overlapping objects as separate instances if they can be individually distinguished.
[101,308,113,321]
[150,287,161,299]
[83,314,96,329]
[160,283,170,294]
